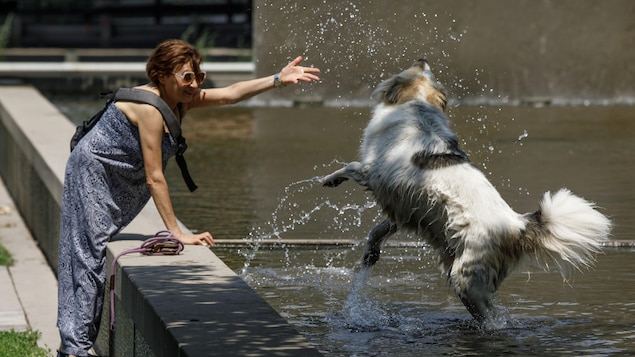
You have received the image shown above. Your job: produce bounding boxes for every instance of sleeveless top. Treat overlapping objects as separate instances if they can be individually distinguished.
[61,101,179,235]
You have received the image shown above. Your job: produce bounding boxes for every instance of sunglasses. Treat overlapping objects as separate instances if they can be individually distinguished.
[173,71,207,85]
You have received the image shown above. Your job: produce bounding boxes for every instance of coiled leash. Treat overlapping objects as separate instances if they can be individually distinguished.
[108,230,184,331]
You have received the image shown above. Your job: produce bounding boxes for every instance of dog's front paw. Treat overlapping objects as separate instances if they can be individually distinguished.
[321,175,348,187]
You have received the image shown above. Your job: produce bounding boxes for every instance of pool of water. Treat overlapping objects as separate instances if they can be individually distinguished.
[224,246,635,356]
[54,98,635,355]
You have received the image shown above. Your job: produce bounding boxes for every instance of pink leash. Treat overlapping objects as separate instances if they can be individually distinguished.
[109,230,184,331]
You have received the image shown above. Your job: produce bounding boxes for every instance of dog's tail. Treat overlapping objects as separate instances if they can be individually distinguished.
[524,188,611,277]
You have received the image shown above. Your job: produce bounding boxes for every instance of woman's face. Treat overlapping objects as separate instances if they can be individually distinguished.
[161,61,204,103]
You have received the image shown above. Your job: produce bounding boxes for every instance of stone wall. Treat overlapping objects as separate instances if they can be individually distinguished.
[253,0,635,105]
[0,86,69,270]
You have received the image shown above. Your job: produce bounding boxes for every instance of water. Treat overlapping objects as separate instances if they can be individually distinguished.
[53,98,635,355]
[232,247,635,356]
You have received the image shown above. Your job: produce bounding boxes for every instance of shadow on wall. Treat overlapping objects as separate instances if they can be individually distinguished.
[104,261,321,356]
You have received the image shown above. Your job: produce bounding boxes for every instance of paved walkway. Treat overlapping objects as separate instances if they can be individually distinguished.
[0,176,59,355]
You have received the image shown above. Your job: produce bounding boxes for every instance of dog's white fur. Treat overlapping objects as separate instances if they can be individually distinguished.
[321,59,612,323]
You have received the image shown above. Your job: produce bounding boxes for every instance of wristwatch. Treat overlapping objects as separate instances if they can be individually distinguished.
[273,72,283,88]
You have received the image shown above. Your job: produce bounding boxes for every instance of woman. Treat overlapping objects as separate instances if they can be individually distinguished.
[57,39,321,357]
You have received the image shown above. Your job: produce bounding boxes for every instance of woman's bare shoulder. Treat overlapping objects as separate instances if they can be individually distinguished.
[114,85,163,128]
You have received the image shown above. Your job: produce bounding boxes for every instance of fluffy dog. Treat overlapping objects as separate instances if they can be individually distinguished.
[321,59,612,324]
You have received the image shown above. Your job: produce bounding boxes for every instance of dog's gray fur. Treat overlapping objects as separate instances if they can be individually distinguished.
[321,59,612,324]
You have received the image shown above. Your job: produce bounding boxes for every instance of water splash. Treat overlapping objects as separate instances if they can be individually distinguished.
[338,266,394,330]
[258,1,472,107]
[238,169,379,275]
[248,1,553,342]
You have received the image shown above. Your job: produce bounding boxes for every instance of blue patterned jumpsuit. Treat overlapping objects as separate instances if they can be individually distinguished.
[57,101,178,355]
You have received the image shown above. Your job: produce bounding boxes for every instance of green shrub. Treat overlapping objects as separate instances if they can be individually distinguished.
[0,243,13,266]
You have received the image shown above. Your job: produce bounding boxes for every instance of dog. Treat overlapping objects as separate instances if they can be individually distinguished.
[321,59,612,324]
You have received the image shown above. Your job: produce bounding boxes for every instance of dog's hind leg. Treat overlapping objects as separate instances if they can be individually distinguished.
[363,219,398,267]
[321,161,366,187]
[450,256,499,323]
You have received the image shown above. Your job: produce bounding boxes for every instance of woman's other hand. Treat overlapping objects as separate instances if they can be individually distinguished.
[177,231,215,246]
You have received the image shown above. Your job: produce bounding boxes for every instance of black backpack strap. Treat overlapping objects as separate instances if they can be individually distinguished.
[113,88,182,139]
[69,92,116,152]
[114,88,198,192]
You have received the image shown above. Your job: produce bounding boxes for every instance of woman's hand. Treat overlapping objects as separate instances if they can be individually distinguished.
[176,231,215,246]
[279,56,321,85]
[189,56,321,108]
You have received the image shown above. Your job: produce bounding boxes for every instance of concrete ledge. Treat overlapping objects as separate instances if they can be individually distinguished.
[0,62,254,89]
[214,239,635,248]
[0,62,254,77]
[0,85,320,356]
[104,240,320,356]
[0,85,71,269]
[1,47,252,60]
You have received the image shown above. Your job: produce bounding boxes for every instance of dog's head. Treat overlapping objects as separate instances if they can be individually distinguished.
[371,59,447,111]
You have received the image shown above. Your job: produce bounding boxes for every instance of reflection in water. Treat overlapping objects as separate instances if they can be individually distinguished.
[54,98,635,355]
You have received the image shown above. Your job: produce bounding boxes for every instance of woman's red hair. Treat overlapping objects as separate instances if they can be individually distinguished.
[146,39,203,84]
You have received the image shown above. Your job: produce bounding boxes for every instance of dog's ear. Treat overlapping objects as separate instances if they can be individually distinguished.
[371,76,406,105]
[370,78,390,104]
